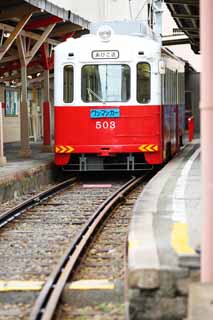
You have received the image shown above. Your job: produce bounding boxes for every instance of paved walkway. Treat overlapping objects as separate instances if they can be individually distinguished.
[0,143,53,202]
[128,140,202,319]
[0,142,53,179]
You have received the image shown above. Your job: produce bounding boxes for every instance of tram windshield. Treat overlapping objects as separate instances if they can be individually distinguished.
[81,64,130,103]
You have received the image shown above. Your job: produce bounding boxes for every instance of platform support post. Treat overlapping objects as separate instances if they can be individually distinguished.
[0,102,6,166]
[42,68,52,152]
[201,0,213,283]
[19,65,32,157]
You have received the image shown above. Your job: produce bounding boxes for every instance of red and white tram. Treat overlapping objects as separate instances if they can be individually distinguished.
[54,21,185,171]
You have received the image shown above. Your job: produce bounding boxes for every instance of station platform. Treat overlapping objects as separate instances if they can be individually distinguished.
[128,139,203,320]
[0,143,54,203]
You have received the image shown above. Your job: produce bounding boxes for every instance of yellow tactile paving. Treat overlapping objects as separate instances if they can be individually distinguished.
[69,279,114,290]
[0,281,43,291]
[171,222,195,254]
[0,279,115,291]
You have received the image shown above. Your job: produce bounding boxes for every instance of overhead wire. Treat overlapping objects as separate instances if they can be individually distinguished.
[135,0,151,20]
[128,0,133,20]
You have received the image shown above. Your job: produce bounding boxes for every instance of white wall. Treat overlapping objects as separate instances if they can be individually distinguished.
[51,1,200,70]
[50,0,103,21]
[50,0,148,22]
[0,87,20,143]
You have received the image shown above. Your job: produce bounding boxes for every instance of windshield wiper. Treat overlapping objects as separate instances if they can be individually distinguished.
[87,88,106,104]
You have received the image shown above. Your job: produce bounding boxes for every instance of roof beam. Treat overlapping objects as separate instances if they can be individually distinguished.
[0,12,33,61]
[0,58,42,77]
[16,36,26,66]
[173,27,199,32]
[173,14,199,19]
[163,38,191,46]
[25,23,56,65]
[51,23,82,37]
[0,55,19,63]
[0,4,37,20]
[165,0,199,5]
[185,32,199,38]
[25,16,63,30]
[0,22,59,46]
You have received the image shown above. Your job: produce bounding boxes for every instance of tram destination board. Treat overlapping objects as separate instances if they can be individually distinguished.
[92,50,119,59]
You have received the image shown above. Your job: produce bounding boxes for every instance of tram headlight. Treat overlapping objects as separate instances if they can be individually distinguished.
[97,25,114,42]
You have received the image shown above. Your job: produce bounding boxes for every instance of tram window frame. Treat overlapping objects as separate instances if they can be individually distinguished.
[136,62,151,104]
[81,64,131,103]
[63,65,74,103]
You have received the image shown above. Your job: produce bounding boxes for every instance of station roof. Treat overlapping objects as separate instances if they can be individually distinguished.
[0,0,90,85]
[165,0,200,54]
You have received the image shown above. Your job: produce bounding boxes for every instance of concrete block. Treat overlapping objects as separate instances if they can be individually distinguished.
[188,283,213,320]
[177,278,190,296]
[159,270,176,297]
[128,269,160,289]
[62,279,124,307]
[179,254,200,269]
[130,295,187,320]
[189,270,200,282]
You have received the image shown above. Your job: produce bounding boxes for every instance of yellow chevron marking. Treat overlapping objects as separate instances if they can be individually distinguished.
[138,144,147,152]
[69,279,114,290]
[55,146,74,153]
[146,144,154,152]
[138,144,158,152]
[0,281,43,291]
[66,146,74,153]
[60,146,67,153]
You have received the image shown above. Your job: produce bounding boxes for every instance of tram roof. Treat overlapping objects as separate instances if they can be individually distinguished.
[165,0,199,54]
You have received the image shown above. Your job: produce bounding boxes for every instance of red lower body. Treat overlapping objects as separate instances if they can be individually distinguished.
[54,105,183,170]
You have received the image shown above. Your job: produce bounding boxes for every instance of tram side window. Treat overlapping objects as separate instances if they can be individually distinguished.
[63,65,73,103]
[137,62,151,104]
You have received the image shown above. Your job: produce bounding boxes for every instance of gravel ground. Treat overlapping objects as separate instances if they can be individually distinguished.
[0,303,33,320]
[55,183,145,320]
[0,178,129,319]
[54,303,126,320]
[0,183,56,215]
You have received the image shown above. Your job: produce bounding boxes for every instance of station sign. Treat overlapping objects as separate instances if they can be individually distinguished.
[92,50,119,59]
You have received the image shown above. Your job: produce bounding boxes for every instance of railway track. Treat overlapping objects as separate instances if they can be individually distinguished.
[0,172,153,320]
[30,174,150,320]
[0,177,77,228]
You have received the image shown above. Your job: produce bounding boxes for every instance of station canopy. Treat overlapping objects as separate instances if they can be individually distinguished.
[165,0,199,54]
[0,0,90,85]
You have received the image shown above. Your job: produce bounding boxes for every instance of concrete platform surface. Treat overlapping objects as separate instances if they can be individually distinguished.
[188,283,213,320]
[128,139,204,320]
[0,143,54,202]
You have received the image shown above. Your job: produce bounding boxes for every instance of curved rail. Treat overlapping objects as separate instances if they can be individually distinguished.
[0,177,77,228]
[30,174,150,320]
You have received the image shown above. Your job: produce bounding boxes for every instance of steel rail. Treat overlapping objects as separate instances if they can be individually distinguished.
[0,177,77,228]
[30,173,151,320]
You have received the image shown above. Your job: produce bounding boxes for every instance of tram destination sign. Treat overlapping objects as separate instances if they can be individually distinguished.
[92,50,119,59]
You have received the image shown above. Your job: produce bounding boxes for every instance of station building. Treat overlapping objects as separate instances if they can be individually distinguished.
[0,0,89,164]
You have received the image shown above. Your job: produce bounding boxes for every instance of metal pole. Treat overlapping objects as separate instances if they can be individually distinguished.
[201,0,213,282]
[20,65,32,157]
[0,102,6,166]
[42,69,52,150]
[153,0,163,43]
